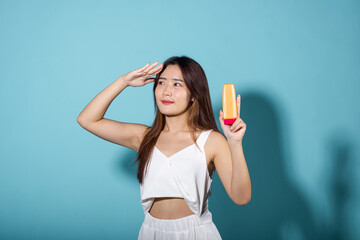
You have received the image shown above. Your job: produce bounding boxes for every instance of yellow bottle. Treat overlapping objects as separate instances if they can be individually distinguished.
[222,84,238,125]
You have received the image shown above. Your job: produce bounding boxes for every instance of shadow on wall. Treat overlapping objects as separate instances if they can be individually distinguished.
[210,90,356,240]
[320,133,355,240]
[210,91,316,239]
[117,90,357,240]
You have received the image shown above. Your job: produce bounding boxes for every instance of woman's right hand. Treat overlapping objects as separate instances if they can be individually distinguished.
[120,61,163,87]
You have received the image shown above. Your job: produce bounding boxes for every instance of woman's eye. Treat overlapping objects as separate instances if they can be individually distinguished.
[158,81,181,87]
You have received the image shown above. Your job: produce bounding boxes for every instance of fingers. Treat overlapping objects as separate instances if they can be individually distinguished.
[136,62,151,72]
[143,61,160,73]
[219,107,246,134]
[219,110,223,119]
[237,94,241,118]
[230,118,246,132]
[230,121,246,132]
[140,61,163,77]
[136,61,162,73]
[148,62,163,75]
[219,110,225,128]
[144,78,155,84]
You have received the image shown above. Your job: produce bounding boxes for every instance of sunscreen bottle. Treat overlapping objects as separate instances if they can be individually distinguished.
[222,84,238,125]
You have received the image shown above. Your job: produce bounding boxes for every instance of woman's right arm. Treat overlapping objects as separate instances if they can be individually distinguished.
[77,61,163,152]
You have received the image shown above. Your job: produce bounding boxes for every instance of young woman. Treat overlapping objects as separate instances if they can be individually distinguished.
[77,56,251,239]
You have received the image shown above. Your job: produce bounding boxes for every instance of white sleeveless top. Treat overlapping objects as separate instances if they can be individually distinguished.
[139,129,214,222]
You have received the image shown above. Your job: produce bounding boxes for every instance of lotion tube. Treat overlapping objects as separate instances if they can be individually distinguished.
[222,84,238,125]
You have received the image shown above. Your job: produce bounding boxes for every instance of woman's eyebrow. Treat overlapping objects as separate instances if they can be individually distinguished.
[159,77,184,82]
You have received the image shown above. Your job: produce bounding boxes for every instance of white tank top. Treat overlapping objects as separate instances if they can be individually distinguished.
[139,129,214,222]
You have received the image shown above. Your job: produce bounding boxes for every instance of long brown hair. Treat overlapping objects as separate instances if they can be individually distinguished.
[132,56,220,184]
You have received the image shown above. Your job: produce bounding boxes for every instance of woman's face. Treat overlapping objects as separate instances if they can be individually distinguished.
[155,64,193,116]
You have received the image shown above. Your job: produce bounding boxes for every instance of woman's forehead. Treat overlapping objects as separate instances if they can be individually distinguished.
[161,65,183,79]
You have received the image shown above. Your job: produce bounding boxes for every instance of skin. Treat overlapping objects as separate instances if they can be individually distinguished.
[149,65,209,219]
[77,60,251,220]
[148,64,251,219]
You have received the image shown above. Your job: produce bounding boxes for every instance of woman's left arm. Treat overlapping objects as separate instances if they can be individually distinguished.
[218,94,251,205]
[227,139,251,205]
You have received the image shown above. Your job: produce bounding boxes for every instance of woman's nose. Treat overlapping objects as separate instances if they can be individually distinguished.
[163,85,173,95]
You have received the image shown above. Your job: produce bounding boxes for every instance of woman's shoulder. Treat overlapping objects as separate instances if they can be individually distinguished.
[203,130,226,162]
[206,130,227,148]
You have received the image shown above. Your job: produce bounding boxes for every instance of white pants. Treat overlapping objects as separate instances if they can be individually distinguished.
[138,212,222,240]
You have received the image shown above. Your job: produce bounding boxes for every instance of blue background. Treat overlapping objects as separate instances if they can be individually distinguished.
[1,0,359,239]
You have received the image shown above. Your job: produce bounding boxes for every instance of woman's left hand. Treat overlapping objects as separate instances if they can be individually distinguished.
[219,94,246,142]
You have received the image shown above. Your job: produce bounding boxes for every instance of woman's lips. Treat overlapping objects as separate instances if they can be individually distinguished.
[162,101,174,105]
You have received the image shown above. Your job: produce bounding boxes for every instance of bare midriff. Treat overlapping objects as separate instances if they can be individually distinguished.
[145,130,215,220]
[148,197,195,219]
